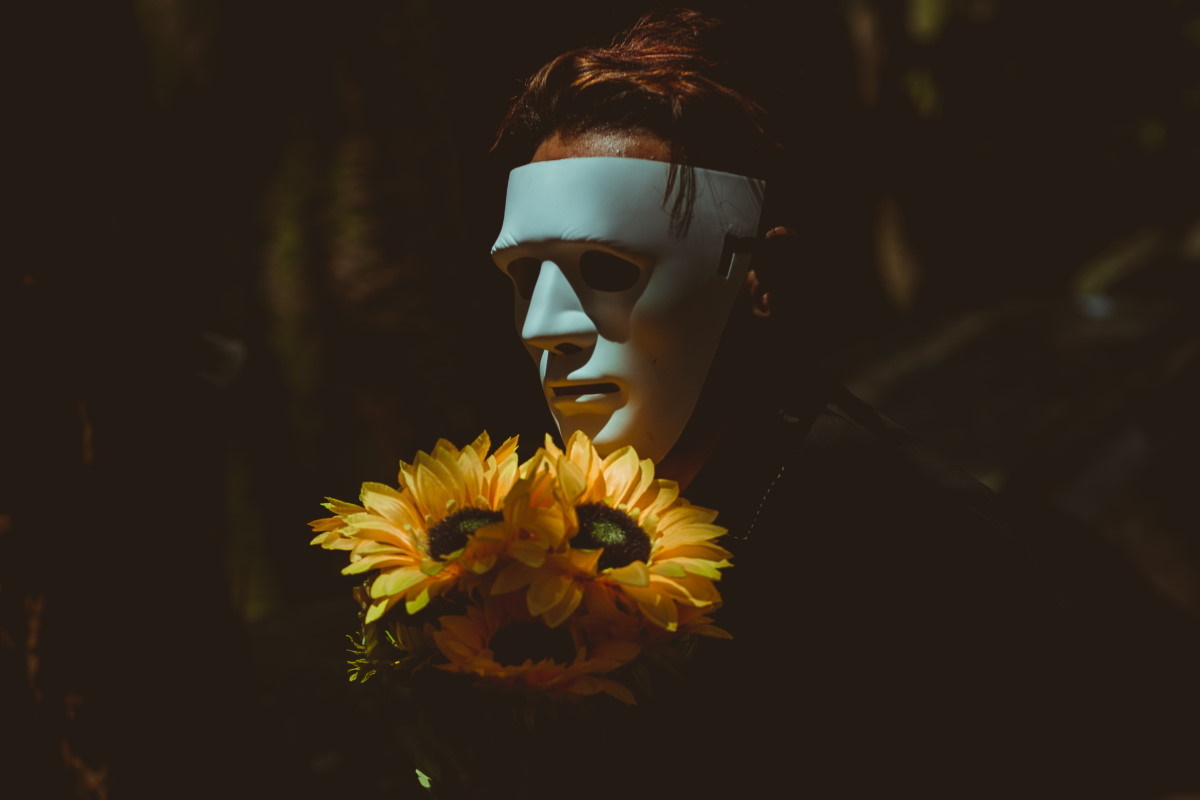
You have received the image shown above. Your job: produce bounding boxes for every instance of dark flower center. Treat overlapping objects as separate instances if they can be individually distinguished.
[427,508,502,560]
[573,503,651,571]
[489,621,576,667]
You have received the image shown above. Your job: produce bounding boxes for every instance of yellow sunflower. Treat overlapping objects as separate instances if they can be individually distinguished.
[309,432,519,622]
[432,594,640,704]
[491,431,733,635]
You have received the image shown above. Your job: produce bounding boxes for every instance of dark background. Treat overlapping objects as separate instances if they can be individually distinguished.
[5,1,1199,797]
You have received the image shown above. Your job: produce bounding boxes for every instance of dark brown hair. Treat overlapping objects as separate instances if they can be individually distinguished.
[492,9,780,183]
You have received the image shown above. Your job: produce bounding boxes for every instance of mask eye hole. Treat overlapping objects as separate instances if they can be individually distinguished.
[580,250,641,292]
[506,257,540,301]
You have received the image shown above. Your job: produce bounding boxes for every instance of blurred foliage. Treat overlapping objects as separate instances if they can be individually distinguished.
[5,0,1199,796]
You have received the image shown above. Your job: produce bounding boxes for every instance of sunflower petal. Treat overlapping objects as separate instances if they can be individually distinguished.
[556,456,588,506]
[652,542,733,562]
[491,562,537,595]
[648,561,687,578]
[601,447,641,503]
[541,583,583,628]
[509,540,547,568]
[370,567,428,598]
[596,678,637,705]
[342,554,411,575]
[633,590,678,631]
[590,638,641,665]
[405,587,432,615]
[323,497,367,516]
[656,556,727,580]
[656,504,719,530]
[606,561,650,587]
[438,614,485,652]
[688,623,733,639]
[652,522,727,551]
[527,574,571,618]
[365,595,399,624]
[359,482,415,527]
[414,458,455,519]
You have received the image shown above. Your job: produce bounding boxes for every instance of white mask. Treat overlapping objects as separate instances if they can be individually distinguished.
[491,157,765,463]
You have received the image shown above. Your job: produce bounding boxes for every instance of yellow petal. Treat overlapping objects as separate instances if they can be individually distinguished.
[556,456,588,506]
[468,430,491,459]
[601,447,640,503]
[493,435,519,462]
[312,529,347,547]
[636,480,679,518]
[322,497,367,516]
[655,556,726,580]
[370,567,428,598]
[656,504,719,530]
[417,561,446,578]
[634,591,678,631]
[340,513,421,553]
[405,587,431,615]
[542,433,565,460]
[626,458,656,507]
[648,561,687,578]
[413,458,455,519]
[590,638,641,665]
[596,678,636,705]
[359,482,414,528]
[491,562,537,595]
[509,540,547,568]
[438,615,485,652]
[341,555,410,576]
[365,595,399,624]
[606,561,650,587]
[352,540,407,557]
[566,547,602,575]
[653,522,727,551]
[308,515,347,532]
[527,573,571,618]
[488,457,519,506]
[564,431,603,500]
[457,448,485,500]
[688,623,733,639]
[469,553,498,574]
[583,583,623,620]
[652,542,733,562]
[649,573,720,607]
[541,583,583,628]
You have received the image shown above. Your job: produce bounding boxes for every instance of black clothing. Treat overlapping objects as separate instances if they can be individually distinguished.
[665,376,1200,799]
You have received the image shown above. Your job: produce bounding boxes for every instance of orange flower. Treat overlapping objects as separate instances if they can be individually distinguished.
[432,596,640,704]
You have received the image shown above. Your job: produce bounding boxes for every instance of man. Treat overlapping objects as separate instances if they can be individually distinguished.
[489,10,1198,799]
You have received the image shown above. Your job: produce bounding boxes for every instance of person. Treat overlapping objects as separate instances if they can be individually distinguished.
[488,10,1199,799]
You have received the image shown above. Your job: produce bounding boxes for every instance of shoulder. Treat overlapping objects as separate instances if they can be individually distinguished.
[775,383,1019,557]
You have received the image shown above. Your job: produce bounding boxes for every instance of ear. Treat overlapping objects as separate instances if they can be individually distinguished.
[744,226,796,319]
[744,268,771,319]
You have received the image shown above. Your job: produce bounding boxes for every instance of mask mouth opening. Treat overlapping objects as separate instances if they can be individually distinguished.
[552,382,620,397]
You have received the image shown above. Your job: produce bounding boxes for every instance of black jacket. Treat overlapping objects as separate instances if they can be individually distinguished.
[660,377,1200,799]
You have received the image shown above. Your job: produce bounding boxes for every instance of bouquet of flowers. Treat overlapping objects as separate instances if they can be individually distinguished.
[310,431,732,795]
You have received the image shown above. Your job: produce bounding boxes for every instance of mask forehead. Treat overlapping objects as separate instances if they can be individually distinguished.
[491,157,765,264]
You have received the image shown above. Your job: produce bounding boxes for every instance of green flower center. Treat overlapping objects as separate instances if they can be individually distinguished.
[427,508,502,561]
[489,621,576,667]
[573,503,651,571]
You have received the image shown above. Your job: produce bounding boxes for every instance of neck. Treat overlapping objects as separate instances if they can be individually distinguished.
[655,419,724,491]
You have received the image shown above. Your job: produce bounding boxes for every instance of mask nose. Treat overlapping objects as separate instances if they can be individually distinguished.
[521,260,596,355]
